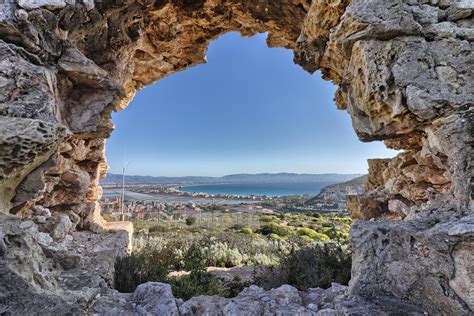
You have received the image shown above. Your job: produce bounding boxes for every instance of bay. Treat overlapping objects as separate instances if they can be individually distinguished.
[179,181,335,197]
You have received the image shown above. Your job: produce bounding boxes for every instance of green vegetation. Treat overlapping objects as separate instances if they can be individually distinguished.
[259,222,288,237]
[241,227,253,234]
[168,270,222,300]
[114,253,168,293]
[297,227,330,241]
[115,211,352,298]
[185,216,197,226]
[255,242,351,290]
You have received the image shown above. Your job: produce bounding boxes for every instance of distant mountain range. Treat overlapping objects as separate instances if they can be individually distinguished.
[101,173,363,185]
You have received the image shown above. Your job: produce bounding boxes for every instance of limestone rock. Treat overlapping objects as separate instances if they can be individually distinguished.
[133,283,179,316]
[0,218,131,315]
[51,213,73,240]
[91,283,425,315]
[82,0,94,11]
[17,0,67,11]
[0,0,472,314]
[349,214,474,315]
[178,285,312,315]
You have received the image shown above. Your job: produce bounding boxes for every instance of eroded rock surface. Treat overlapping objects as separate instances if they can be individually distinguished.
[0,0,472,315]
[0,217,130,314]
[91,282,426,316]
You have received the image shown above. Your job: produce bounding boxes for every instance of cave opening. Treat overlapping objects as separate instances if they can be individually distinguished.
[1,1,471,314]
[101,32,398,296]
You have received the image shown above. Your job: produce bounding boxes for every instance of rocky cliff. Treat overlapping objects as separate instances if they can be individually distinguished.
[0,0,472,315]
[307,175,367,202]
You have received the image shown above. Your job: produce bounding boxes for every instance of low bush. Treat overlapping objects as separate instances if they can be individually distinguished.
[148,224,169,234]
[114,254,168,293]
[259,222,288,237]
[297,227,330,241]
[283,242,351,289]
[168,270,222,300]
[255,242,351,291]
[269,233,282,241]
[115,253,225,299]
[230,223,245,231]
[241,227,253,234]
[259,215,276,223]
[186,216,197,226]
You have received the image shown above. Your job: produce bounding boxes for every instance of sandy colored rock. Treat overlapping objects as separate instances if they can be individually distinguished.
[0,0,472,314]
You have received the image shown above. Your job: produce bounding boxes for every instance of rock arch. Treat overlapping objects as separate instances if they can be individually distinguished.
[0,0,472,314]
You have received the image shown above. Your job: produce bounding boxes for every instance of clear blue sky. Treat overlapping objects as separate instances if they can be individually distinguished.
[106,32,397,177]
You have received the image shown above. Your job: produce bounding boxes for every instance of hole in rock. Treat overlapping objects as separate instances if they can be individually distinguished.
[100,33,398,297]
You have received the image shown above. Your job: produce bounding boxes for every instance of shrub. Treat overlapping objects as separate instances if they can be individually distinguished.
[186,216,197,226]
[230,223,245,231]
[290,221,305,227]
[169,270,222,300]
[133,235,167,254]
[251,253,277,266]
[241,227,253,234]
[221,275,252,298]
[114,254,168,293]
[259,215,275,223]
[148,224,169,234]
[335,230,349,241]
[200,242,246,268]
[297,227,330,241]
[285,243,351,289]
[299,235,312,242]
[259,222,288,237]
[115,253,225,299]
[256,242,351,291]
[269,233,283,241]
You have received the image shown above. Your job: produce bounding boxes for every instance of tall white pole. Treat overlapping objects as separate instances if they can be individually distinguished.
[120,161,131,221]
[121,166,125,221]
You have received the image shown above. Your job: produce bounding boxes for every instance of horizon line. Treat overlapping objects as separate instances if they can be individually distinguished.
[105,172,366,178]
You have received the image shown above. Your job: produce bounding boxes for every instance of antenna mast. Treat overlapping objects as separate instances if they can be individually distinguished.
[121,161,131,221]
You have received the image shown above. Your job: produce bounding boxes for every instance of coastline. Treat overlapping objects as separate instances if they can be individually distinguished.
[177,181,334,198]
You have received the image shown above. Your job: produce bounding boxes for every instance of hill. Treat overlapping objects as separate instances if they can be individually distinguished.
[305,175,367,203]
[101,173,362,185]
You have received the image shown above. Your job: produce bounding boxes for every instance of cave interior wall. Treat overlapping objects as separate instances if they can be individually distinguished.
[0,0,472,314]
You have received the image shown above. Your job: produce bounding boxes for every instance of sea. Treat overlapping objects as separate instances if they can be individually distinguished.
[179,181,335,197]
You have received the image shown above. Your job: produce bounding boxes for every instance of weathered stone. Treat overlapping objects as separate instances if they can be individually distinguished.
[91,283,425,315]
[17,0,67,11]
[0,0,472,314]
[51,213,73,240]
[178,284,312,315]
[0,218,130,315]
[133,283,179,316]
[350,214,474,315]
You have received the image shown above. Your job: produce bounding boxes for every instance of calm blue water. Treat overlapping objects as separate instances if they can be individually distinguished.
[180,181,335,197]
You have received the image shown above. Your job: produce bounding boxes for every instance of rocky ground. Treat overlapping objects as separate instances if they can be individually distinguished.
[0,217,130,314]
[91,282,426,316]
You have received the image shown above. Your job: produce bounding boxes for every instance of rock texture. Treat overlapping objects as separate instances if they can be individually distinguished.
[0,217,130,314]
[91,282,426,316]
[0,0,473,315]
[307,174,367,203]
